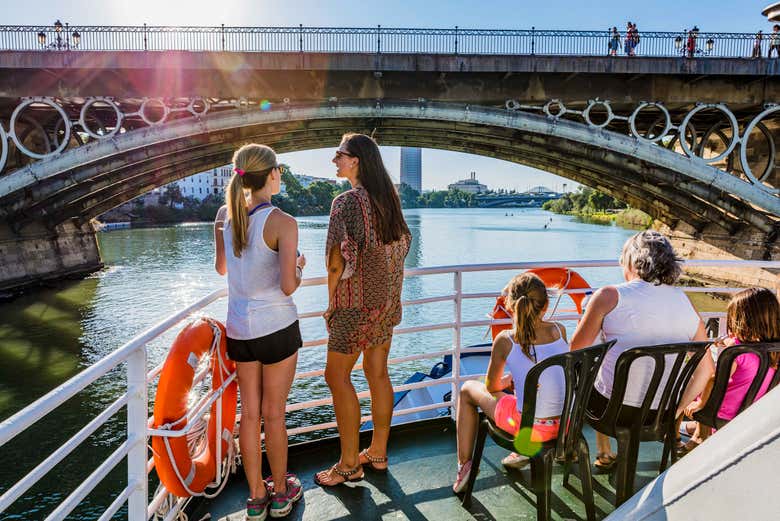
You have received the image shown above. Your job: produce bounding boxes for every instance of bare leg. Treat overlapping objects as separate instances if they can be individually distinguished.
[596,432,615,459]
[361,341,392,467]
[237,361,265,499]
[456,380,499,465]
[261,352,298,494]
[315,349,362,485]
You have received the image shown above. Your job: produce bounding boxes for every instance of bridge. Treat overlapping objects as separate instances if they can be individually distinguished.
[0,25,778,293]
[474,193,562,208]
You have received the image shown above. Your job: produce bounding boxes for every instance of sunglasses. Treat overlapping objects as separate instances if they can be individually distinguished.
[334,150,354,159]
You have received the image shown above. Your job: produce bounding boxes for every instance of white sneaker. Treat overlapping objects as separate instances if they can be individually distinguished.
[452,460,473,494]
[501,452,530,469]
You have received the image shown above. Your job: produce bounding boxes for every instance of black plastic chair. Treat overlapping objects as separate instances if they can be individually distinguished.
[585,341,710,507]
[693,341,780,430]
[460,341,615,521]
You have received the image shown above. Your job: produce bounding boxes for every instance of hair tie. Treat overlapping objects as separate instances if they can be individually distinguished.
[234,168,245,176]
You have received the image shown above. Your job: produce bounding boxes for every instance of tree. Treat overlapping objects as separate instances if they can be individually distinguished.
[159,183,184,208]
[398,183,421,209]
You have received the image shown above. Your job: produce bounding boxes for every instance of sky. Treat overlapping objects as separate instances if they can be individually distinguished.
[2,0,774,191]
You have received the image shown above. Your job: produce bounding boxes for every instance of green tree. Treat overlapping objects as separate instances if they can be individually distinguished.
[159,183,184,208]
[398,183,421,209]
[309,181,338,214]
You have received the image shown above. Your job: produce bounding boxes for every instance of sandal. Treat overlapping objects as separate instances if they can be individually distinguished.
[359,449,388,472]
[676,438,701,457]
[314,464,364,487]
[593,453,616,471]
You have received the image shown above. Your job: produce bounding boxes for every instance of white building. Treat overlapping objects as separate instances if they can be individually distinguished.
[448,172,487,194]
[400,148,422,193]
[294,174,338,188]
[172,166,233,201]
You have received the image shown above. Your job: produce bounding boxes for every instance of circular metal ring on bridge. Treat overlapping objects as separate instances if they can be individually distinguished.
[582,100,614,129]
[79,97,124,140]
[0,123,7,174]
[505,99,521,111]
[740,105,780,193]
[9,97,71,160]
[139,98,170,126]
[187,97,210,117]
[678,103,739,163]
[629,102,672,143]
[543,99,566,118]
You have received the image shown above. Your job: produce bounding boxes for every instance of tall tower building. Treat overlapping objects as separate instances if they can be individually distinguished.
[400,147,422,193]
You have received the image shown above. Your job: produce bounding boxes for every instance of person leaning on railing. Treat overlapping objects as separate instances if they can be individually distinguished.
[675,287,780,454]
[569,230,708,470]
[314,133,411,487]
[214,143,306,520]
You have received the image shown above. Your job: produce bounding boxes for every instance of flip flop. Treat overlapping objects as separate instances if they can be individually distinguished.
[593,453,616,471]
[359,449,388,472]
[314,464,364,487]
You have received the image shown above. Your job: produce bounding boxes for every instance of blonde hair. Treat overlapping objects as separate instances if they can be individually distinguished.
[727,287,780,367]
[226,144,277,257]
[504,272,549,361]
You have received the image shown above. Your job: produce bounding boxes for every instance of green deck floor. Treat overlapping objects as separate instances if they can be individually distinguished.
[194,418,666,521]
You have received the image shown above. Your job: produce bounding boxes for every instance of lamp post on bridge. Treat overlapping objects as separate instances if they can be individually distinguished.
[674,27,714,57]
[37,20,80,51]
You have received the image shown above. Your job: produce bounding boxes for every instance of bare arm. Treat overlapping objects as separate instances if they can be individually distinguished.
[326,245,345,305]
[213,206,227,276]
[569,286,619,350]
[276,211,304,296]
[485,333,513,394]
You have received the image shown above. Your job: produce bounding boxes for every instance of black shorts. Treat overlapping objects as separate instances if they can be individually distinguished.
[587,390,657,427]
[227,320,301,364]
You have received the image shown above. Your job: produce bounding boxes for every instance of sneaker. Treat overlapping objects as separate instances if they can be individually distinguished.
[246,495,270,521]
[452,460,472,494]
[501,452,530,469]
[268,473,303,518]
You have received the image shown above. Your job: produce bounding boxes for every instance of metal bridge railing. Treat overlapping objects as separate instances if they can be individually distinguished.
[1,259,779,519]
[0,25,763,57]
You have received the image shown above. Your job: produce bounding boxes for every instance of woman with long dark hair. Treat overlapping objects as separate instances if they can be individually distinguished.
[315,133,411,486]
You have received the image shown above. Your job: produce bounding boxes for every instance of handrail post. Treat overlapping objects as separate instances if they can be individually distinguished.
[143,23,148,51]
[531,26,535,55]
[221,23,225,51]
[127,347,148,520]
[451,271,462,418]
[377,24,381,55]
[454,25,458,55]
[299,24,303,52]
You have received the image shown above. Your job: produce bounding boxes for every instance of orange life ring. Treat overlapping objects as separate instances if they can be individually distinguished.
[490,268,592,341]
[152,318,237,497]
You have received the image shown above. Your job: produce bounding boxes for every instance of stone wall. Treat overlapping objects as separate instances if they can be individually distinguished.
[0,220,103,296]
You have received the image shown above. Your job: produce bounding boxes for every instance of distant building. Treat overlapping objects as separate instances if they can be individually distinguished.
[448,172,487,194]
[294,174,338,188]
[400,148,422,193]
[173,166,233,201]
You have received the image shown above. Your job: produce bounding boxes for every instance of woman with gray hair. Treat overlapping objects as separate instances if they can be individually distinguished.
[570,230,707,469]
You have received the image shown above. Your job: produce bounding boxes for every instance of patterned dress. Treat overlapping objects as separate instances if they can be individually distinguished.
[325,187,411,354]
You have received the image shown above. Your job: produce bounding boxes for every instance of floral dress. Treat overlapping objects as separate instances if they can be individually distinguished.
[324,187,411,354]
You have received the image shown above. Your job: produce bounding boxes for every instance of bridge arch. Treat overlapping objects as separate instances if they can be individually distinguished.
[1,100,777,232]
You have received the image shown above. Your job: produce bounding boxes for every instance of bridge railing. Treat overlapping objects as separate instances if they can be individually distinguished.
[0,25,760,57]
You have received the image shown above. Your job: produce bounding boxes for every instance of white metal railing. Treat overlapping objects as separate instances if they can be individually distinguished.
[0,259,778,520]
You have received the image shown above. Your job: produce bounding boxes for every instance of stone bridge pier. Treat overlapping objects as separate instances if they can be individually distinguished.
[0,220,102,296]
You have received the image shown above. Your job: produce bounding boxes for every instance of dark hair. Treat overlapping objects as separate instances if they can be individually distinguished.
[504,272,549,361]
[727,287,780,367]
[619,230,682,285]
[341,133,409,244]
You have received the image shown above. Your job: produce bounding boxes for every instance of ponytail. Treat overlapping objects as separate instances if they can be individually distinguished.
[226,172,249,257]
[504,273,549,361]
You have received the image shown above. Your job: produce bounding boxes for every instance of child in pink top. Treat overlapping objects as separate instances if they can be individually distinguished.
[677,287,780,449]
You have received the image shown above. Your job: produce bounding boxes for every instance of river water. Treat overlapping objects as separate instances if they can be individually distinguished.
[0,208,647,519]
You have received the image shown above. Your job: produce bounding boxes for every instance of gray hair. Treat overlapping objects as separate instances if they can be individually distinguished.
[619,230,682,285]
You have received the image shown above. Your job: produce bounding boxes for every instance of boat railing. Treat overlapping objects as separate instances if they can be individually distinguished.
[1,259,778,520]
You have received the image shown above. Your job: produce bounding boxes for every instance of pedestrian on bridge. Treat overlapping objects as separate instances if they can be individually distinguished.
[753,30,764,58]
[609,27,620,56]
[769,25,780,58]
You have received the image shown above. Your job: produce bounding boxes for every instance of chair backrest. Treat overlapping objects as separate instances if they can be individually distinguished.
[694,341,780,430]
[516,340,616,460]
[592,342,710,435]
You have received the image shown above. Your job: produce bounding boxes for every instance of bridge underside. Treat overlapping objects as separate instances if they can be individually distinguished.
[0,103,778,293]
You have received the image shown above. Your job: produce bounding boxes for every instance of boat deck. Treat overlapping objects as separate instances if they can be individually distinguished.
[193,418,665,521]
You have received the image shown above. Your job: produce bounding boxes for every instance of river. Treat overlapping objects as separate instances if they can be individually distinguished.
[0,208,647,519]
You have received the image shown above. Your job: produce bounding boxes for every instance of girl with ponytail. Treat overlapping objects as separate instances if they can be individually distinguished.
[453,272,569,494]
[214,143,306,520]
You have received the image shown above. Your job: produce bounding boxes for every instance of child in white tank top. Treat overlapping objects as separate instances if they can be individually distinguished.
[453,272,569,493]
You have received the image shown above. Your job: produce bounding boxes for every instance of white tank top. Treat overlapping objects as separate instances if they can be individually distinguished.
[223,207,298,340]
[505,324,569,418]
[594,278,701,408]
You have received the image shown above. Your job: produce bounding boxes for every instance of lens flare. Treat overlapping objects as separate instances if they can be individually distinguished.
[513,426,542,457]
[260,99,272,111]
